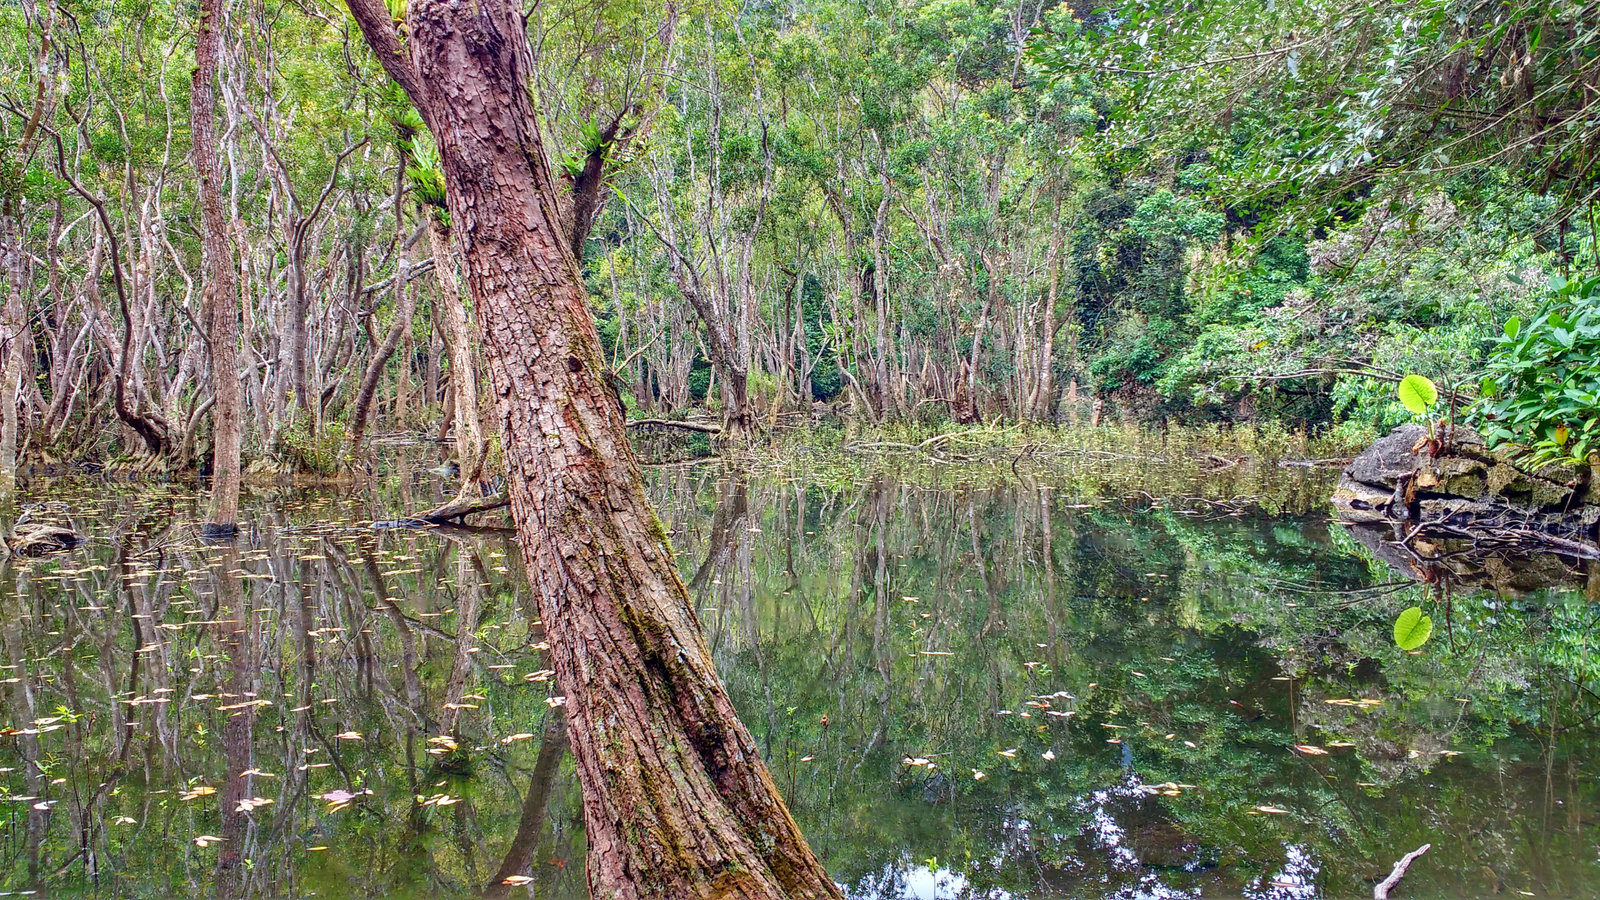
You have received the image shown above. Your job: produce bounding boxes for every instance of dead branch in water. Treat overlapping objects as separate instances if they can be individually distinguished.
[1373,843,1430,899]
[408,491,510,525]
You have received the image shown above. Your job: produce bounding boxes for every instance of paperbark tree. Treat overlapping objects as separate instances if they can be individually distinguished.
[192,0,242,535]
[343,1,842,897]
[0,1,58,490]
[427,217,490,500]
[347,235,416,453]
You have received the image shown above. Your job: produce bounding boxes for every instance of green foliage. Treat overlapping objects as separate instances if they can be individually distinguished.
[1476,275,1600,466]
[406,137,448,214]
[1396,375,1438,416]
[1393,606,1434,651]
[273,419,348,476]
[1032,0,1600,231]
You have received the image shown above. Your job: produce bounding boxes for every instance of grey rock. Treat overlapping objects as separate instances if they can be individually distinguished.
[1344,424,1429,489]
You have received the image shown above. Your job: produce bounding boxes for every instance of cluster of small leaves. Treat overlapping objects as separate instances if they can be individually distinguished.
[1029,0,1600,230]
[1475,274,1600,466]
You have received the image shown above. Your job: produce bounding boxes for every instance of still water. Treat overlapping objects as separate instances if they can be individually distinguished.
[2,451,1598,898]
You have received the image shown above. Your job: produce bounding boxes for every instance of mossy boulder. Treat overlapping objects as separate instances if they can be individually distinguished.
[1333,424,1597,557]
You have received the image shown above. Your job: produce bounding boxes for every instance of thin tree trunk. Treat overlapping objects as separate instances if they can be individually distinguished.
[344,1,841,895]
[0,250,24,490]
[1029,195,1063,422]
[194,0,242,533]
[429,218,487,497]
[347,238,415,455]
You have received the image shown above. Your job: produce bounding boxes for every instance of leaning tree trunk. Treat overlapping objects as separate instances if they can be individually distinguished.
[344,0,841,896]
[193,0,242,534]
[346,241,416,454]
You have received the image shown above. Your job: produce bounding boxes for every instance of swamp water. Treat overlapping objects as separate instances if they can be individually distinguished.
[2,450,1599,899]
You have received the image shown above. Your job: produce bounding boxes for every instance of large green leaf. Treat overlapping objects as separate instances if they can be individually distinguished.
[1393,606,1434,651]
[1397,374,1439,415]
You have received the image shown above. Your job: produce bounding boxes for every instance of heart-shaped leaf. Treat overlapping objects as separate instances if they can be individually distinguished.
[1397,374,1438,415]
[1394,606,1433,651]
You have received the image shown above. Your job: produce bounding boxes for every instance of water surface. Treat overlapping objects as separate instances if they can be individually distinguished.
[3,452,1597,898]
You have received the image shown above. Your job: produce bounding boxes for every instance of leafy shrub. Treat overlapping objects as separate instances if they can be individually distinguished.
[273,420,347,476]
[1475,274,1600,466]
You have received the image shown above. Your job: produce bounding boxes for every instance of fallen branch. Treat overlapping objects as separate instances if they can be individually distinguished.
[1374,843,1430,899]
[626,418,722,434]
[403,491,511,526]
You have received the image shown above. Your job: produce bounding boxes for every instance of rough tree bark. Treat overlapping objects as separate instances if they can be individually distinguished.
[193,0,242,534]
[343,0,842,895]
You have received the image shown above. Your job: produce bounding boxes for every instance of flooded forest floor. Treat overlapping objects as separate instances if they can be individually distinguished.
[1,431,1597,899]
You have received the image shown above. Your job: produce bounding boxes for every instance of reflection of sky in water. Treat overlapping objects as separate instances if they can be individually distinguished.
[1078,774,1205,900]
[1245,845,1320,900]
[847,771,1235,899]
[847,863,1008,900]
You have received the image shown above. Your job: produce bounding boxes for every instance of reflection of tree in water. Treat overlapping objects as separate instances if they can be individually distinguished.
[1342,520,1599,599]
[0,485,589,898]
[4,471,1600,897]
[663,470,1600,899]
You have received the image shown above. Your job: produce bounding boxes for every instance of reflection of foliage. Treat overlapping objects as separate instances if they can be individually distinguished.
[9,460,1600,898]
[663,467,1600,897]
